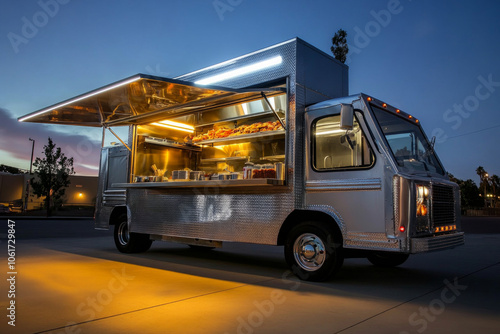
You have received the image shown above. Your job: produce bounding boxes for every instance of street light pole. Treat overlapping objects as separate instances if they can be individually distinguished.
[24,138,35,212]
[29,138,35,174]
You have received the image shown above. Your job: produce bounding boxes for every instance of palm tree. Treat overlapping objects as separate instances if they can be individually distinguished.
[476,166,488,208]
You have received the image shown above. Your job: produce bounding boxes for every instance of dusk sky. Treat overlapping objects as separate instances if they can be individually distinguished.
[1,0,499,183]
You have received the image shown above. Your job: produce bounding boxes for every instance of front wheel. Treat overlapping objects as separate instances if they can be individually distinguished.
[367,252,409,267]
[284,222,343,282]
[113,215,152,253]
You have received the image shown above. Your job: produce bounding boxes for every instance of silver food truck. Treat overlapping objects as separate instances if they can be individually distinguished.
[19,38,463,281]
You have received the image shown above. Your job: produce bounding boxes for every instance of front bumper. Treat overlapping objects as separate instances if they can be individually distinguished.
[410,232,464,253]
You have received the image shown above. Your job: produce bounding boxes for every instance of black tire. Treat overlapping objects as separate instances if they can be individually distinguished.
[113,214,152,253]
[367,252,409,267]
[284,222,343,282]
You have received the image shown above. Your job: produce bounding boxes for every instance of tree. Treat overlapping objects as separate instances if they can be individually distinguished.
[448,173,483,209]
[476,166,489,207]
[30,137,75,216]
[331,29,349,64]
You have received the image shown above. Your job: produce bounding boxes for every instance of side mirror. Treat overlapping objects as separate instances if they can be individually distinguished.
[340,104,354,130]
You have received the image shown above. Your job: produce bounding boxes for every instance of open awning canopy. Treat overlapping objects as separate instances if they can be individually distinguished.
[18,74,285,127]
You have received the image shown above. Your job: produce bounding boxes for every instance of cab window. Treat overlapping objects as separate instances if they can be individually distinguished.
[312,114,374,170]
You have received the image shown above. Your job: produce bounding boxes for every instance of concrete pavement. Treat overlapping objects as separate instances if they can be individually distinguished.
[0,218,499,333]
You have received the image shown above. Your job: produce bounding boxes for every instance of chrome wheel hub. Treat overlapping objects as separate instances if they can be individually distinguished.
[293,233,326,271]
[117,221,130,246]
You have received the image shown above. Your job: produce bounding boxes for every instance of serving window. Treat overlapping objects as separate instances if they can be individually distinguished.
[132,93,287,182]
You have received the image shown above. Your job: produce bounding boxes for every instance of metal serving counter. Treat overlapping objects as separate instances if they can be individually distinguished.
[114,179,284,189]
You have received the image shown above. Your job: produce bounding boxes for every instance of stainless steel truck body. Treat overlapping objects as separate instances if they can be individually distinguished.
[19,38,463,281]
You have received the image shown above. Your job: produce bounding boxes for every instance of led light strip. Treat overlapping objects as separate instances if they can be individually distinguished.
[158,119,194,130]
[18,76,142,122]
[151,122,194,133]
[194,56,283,85]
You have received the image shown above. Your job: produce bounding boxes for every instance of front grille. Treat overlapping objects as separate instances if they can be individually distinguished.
[432,184,456,227]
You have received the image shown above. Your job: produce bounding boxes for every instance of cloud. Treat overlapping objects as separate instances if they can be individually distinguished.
[0,108,101,175]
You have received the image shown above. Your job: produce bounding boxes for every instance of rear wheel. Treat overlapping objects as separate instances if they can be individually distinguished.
[113,214,152,253]
[367,252,409,267]
[284,222,343,282]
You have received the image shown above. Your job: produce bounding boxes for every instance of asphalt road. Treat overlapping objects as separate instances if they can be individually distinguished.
[0,217,499,334]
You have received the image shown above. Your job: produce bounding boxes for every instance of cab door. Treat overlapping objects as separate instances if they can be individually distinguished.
[304,102,388,235]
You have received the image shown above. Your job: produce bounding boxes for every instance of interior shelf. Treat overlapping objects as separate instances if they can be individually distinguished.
[194,130,285,146]
[195,110,285,128]
[143,136,201,152]
[260,155,285,161]
[200,156,250,163]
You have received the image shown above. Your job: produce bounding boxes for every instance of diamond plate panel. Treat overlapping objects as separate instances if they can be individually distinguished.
[129,187,294,245]
[345,232,400,251]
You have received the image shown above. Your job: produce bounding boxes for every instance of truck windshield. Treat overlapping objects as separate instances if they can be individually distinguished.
[372,106,445,176]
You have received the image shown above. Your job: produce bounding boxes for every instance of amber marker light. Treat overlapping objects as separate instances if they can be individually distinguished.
[367,97,372,101]
[382,103,387,108]
[408,115,413,119]
[396,109,401,113]
[415,119,419,123]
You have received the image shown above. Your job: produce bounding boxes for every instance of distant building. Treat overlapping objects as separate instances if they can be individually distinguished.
[0,172,98,211]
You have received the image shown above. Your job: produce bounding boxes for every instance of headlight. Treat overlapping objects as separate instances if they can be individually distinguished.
[416,185,430,217]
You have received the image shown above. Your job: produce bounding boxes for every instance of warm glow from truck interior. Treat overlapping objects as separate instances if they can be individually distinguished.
[151,122,194,133]
[158,120,194,131]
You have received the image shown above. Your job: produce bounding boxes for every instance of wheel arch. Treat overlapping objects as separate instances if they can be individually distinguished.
[109,206,127,226]
[277,209,345,246]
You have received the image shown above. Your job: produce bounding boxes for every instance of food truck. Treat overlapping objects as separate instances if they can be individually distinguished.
[19,38,464,281]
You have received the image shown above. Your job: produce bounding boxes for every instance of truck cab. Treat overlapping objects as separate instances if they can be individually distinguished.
[305,95,462,259]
